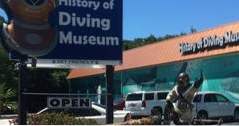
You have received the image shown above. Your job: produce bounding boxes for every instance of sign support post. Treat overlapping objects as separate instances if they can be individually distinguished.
[106,65,114,124]
[0,1,122,124]
[18,55,28,125]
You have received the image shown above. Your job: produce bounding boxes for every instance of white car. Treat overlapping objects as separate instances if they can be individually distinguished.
[37,103,130,124]
[124,91,169,118]
[192,91,239,121]
[82,103,130,124]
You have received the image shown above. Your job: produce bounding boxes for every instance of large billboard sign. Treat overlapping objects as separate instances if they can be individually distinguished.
[0,0,122,68]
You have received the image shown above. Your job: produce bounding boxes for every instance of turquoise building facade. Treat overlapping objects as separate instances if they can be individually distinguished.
[69,53,239,103]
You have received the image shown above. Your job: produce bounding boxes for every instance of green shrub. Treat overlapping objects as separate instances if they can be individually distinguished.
[28,113,98,125]
[0,102,17,114]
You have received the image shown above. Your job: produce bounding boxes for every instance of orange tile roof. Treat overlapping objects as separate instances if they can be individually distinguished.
[67,21,239,79]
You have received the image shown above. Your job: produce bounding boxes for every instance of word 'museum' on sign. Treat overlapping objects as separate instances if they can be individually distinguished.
[5,0,122,68]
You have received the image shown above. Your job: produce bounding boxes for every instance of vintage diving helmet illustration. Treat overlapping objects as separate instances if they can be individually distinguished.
[2,0,57,57]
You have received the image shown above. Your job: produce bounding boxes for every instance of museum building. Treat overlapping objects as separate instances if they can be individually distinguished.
[67,22,239,103]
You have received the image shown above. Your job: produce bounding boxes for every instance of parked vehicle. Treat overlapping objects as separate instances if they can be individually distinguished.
[36,102,130,124]
[124,91,169,119]
[192,91,239,121]
[114,98,125,110]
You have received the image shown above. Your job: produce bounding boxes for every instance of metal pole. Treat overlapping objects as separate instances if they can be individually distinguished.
[106,65,114,124]
[18,56,27,125]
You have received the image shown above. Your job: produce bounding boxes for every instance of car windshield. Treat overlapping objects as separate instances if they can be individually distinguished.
[126,93,142,101]
[193,94,202,103]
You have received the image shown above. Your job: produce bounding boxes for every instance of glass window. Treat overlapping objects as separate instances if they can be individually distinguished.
[193,94,202,103]
[204,94,217,102]
[126,94,142,101]
[215,94,229,102]
[157,92,168,100]
[145,93,154,100]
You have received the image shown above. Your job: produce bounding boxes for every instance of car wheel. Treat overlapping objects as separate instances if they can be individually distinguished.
[234,109,239,121]
[197,111,208,125]
[197,111,208,119]
[151,108,162,124]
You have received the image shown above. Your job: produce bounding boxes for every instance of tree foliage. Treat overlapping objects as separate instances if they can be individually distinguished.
[123,33,184,50]
[123,26,198,50]
[0,47,70,112]
[0,47,17,113]
[0,48,18,91]
[28,69,69,93]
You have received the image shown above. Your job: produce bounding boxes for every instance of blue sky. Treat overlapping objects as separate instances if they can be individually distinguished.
[123,0,239,40]
[1,0,239,40]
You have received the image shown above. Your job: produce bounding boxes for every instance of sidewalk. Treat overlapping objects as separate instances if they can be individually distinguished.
[0,114,17,119]
[0,119,11,125]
